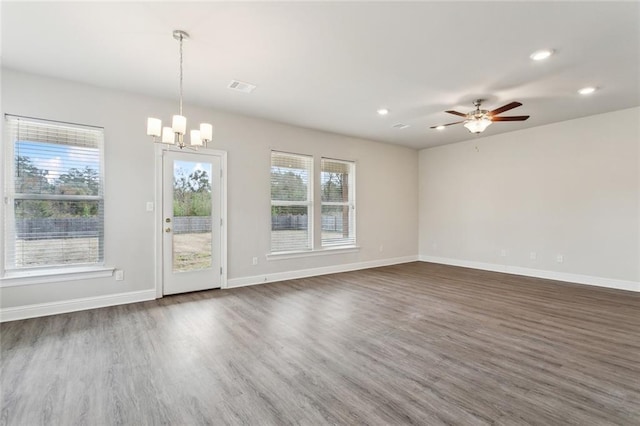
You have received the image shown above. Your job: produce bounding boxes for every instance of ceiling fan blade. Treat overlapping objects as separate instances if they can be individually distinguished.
[489,101,522,116]
[430,121,463,129]
[445,110,467,117]
[491,115,530,122]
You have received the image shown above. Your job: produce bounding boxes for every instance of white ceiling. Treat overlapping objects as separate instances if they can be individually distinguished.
[2,1,639,149]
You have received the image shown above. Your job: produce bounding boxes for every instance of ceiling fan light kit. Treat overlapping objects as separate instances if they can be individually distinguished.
[146,30,213,149]
[464,116,492,134]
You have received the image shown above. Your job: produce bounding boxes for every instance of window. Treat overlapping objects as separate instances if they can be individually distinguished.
[4,115,104,272]
[269,151,357,255]
[270,152,313,252]
[321,158,355,247]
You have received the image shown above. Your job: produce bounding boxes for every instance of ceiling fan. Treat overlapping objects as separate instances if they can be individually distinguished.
[431,99,529,133]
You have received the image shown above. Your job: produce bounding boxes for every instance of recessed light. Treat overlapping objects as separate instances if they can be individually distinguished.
[530,49,554,61]
[435,125,446,131]
[578,86,596,95]
[377,108,389,116]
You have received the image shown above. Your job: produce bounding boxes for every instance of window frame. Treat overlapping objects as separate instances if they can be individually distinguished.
[270,151,314,254]
[320,157,356,248]
[1,114,109,283]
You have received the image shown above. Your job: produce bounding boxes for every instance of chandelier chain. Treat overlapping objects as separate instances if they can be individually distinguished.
[179,33,184,116]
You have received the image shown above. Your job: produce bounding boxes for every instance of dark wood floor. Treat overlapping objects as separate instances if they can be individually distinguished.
[1,262,639,425]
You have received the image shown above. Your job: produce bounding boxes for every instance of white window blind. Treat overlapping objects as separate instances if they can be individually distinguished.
[4,115,105,271]
[321,158,355,247]
[270,151,313,252]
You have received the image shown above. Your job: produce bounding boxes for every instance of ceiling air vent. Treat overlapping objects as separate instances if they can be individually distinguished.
[228,80,256,94]
[392,123,410,129]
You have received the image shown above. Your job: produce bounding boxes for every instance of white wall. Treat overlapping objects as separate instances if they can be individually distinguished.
[419,107,640,290]
[1,69,419,312]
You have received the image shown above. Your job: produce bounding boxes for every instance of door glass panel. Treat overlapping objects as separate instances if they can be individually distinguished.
[172,160,213,272]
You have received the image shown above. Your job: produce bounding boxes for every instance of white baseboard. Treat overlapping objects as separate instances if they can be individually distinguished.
[0,289,157,322]
[419,255,639,293]
[8,254,631,322]
[226,255,419,289]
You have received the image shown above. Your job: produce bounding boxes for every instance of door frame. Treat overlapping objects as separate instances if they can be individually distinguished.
[154,144,227,298]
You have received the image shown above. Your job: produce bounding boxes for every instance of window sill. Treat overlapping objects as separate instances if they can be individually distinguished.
[1,266,115,288]
[267,246,360,261]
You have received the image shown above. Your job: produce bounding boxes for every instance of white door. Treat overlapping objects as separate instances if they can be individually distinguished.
[162,150,222,295]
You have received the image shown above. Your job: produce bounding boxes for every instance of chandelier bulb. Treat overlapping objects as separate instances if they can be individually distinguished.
[200,123,213,142]
[191,129,203,147]
[172,115,187,135]
[146,118,162,138]
[162,127,174,144]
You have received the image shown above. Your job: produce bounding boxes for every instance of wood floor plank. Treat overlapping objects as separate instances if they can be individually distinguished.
[1,262,639,425]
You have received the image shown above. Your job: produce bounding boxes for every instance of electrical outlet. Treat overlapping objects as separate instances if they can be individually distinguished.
[252,257,258,266]
[556,254,564,263]
[115,270,124,281]
[530,252,537,260]
[500,249,507,257]
[379,244,384,252]
[146,202,154,212]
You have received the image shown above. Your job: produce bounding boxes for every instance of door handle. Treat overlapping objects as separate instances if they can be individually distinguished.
[165,227,171,233]
[165,218,171,223]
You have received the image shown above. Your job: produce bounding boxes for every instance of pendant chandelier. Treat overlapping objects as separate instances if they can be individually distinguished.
[146,30,213,149]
